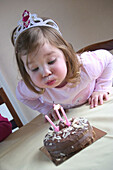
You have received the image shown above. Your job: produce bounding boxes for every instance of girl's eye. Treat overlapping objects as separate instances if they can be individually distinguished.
[31,67,39,72]
[48,59,56,65]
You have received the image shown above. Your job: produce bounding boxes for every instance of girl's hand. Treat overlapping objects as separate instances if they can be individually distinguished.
[44,108,59,122]
[44,108,69,122]
[88,91,109,109]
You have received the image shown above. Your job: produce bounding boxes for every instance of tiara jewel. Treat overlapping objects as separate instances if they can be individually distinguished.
[22,10,30,28]
[13,10,61,45]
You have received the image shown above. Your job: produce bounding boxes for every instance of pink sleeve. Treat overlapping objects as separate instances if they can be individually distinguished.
[0,114,12,142]
[82,50,113,93]
[16,80,52,115]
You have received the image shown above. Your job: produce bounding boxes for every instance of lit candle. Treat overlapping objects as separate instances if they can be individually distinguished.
[53,104,63,121]
[45,115,59,132]
[60,106,71,126]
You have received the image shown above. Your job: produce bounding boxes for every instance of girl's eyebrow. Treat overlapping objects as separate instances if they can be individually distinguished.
[27,60,33,65]
[44,51,55,57]
[28,51,55,65]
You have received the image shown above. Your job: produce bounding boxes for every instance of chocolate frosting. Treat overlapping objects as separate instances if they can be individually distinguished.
[44,117,95,158]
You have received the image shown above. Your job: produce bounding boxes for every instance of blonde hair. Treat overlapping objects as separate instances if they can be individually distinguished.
[11,19,81,94]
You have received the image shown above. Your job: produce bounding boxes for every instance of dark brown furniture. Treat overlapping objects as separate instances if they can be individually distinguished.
[0,87,23,129]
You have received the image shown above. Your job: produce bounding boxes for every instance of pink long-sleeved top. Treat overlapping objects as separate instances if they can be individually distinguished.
[16,50,113,115]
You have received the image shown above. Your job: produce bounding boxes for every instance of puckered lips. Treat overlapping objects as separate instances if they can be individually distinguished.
[46,79,56,86]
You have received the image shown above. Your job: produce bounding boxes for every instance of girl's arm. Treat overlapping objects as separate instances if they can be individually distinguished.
[16,80,62,121]
[16,80,53,115]
[85,50,113,108]
[93,50,113,92]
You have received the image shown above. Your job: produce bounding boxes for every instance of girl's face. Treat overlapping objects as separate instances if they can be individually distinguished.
[21,41,67,89]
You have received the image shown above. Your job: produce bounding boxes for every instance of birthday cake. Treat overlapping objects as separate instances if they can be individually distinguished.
[44,117,96,159]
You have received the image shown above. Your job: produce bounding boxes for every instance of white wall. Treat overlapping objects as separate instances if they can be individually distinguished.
[0,0,113,124]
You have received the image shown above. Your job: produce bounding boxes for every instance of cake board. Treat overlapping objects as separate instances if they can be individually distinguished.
[40,127,107,166]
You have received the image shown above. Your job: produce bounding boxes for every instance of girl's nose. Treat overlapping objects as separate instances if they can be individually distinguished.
[41,66,52,77]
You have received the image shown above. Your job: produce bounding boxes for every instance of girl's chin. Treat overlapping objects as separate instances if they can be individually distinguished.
[55,81,67,88]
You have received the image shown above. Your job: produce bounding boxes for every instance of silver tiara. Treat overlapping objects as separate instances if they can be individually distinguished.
[13,10,61,45]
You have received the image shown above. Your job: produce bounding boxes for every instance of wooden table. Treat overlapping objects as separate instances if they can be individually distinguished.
[0,88,113,170]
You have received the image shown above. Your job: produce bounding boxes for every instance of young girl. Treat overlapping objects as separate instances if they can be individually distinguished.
[11,10,113,121]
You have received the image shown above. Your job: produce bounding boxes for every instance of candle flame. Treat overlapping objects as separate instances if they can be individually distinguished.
[53,104,61,110]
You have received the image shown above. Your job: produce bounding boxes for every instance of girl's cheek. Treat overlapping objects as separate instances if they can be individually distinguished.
[52,64,60,72]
